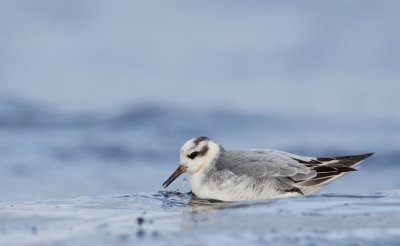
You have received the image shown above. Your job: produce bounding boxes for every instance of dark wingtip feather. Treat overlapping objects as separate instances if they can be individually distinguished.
[336,152,374,158]
[295,153,374,188]
[317,152,374,164]
[361,152,374,158]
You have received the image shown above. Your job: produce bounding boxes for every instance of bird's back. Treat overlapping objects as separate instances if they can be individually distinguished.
[196,150,373,201]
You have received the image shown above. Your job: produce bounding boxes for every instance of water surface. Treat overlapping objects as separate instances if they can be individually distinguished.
[1,191,399,245]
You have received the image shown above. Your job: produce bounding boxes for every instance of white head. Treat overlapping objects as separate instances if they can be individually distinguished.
[162,136,223,188]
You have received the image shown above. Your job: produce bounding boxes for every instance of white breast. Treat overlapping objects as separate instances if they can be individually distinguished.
[189,171,209,199]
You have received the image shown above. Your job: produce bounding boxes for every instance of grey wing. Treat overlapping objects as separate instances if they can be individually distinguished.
[215,150,317,190]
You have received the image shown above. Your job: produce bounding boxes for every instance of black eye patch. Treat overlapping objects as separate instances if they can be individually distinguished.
[188,151,199,159]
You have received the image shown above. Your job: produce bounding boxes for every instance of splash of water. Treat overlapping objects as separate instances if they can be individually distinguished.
[176,178,187,192]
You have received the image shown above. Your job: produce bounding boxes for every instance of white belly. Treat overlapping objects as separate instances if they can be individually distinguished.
[189,170,300,202]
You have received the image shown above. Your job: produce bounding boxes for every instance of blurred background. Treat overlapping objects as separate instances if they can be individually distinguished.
[0,0,399,202]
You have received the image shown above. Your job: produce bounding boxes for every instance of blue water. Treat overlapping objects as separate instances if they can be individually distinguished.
[0,97,399,202]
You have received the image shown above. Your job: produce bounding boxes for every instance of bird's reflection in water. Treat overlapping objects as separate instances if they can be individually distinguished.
[156,190,276,211]
[179,193,277,232]
[189,193,277,212]
[155,190,278,232]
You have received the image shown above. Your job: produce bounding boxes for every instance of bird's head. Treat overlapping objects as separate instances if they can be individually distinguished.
[162,136,222,188]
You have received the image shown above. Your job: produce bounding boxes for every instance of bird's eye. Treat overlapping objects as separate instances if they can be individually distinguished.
[188,151,199,159]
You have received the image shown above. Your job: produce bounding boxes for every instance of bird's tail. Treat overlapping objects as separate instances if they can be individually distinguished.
[296,153,374,194]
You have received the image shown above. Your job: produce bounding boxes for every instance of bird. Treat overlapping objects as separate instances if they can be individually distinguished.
[162,136,373,202]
